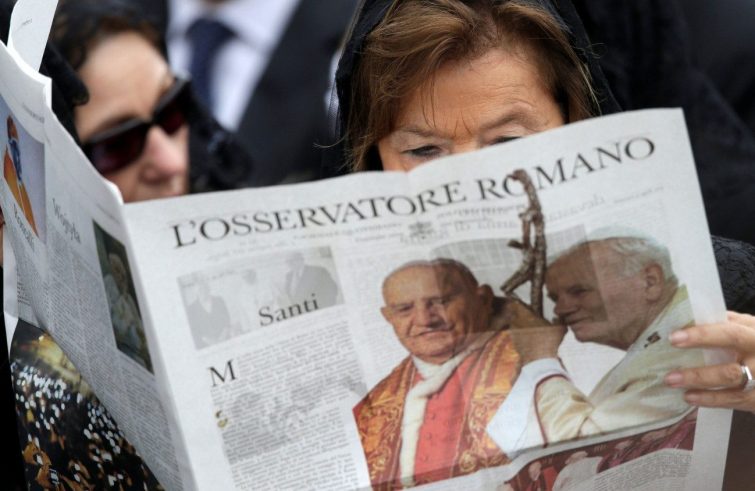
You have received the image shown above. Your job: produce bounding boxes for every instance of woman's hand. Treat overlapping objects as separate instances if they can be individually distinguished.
[664,311,755,412]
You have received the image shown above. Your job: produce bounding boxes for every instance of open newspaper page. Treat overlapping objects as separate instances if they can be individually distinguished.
[0,16,187,490]
[123,109,731,490]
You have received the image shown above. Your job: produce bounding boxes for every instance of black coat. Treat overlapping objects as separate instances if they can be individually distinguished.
[571,0,755,246]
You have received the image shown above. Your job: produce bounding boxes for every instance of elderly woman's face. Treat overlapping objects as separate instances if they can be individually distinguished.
[75,32,189,203]
[378,48,564,171]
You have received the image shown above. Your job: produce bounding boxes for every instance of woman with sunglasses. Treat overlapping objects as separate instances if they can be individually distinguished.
[2,0,255,487]
[73,36,191,202]
[50,0,254,202]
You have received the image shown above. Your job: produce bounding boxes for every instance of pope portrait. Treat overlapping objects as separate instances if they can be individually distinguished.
[489,231,704,456]
[353,258,532,489]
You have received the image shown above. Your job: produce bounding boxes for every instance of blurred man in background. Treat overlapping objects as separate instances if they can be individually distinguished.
[162,0,358,185]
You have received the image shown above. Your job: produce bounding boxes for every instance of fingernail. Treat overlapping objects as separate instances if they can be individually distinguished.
[669,330,688,345]
[665,372,683,386]
[684,393,700,404]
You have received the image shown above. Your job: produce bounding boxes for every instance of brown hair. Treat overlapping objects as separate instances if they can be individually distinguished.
[51,0,162,71]
[345,0,599,171]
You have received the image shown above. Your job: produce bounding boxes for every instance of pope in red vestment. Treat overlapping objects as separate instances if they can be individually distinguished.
[354,259,528,489]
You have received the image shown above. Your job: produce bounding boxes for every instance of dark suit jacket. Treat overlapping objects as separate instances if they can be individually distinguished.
[285,265,339,308]
[238,0,358,185]
[187,296,232,348]
[149,0,358,186]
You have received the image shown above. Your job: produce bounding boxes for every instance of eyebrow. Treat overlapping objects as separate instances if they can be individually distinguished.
[392,105,541,140]
[387,302,414,310]
[391,126,441,139]
[479,106,540,132]
[86,69,176,138]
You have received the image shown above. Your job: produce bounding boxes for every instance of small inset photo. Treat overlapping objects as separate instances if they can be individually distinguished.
[94,221,152,372]
[9,320,163,489]
[179,246,343,350]
[0,96,46,241]
[179,272,235,350]
[281,249,341,310]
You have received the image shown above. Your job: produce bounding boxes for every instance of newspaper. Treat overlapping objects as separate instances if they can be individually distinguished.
[0,2,735,490]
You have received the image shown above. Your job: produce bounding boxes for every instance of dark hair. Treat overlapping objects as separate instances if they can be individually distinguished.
[51,0,165,71]
[345,0,599,171]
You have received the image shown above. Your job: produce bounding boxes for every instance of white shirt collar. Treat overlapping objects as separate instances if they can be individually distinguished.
[167,0,299,50]
[627,285,690,353]
[411,330,497,379]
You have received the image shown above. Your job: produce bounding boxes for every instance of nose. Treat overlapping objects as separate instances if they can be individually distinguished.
[553,294,578,319]
[450,140,481,156]
[141,125,189,185]
[414,301,442,327]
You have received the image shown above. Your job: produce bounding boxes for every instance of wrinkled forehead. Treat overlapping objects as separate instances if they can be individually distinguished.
[546,241,624,286]
[546,243,597,284]
[382,264,472,301]
[395,41,550,123]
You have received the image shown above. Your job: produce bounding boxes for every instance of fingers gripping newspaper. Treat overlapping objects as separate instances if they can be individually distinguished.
[0,3,735,490]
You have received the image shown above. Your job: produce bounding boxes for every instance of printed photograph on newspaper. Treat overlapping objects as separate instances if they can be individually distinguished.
[351,169,708,490]
[498,411,697,491]
[9,320,163,490]
[94,221,153,372]
[178,246,343,349]
[0,94,45,242]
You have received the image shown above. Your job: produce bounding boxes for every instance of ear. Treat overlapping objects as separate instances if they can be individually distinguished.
[380,305,392,324]
[477,284,494,309]
[642,263,664,301]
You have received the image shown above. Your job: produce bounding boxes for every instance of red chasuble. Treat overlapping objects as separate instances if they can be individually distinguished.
[353,330,519,490]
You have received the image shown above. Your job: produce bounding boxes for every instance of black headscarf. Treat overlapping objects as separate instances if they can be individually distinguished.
[0,1,88,144]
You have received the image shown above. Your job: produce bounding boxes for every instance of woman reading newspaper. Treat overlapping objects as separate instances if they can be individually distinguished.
[1,0,255,488]
[331,0,755,487]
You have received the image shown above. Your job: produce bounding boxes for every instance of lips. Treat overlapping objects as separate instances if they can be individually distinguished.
[564,317,591,328]
[414,326,453,337]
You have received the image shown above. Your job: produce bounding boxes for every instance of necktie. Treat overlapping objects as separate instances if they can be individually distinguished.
[187,17,234,110]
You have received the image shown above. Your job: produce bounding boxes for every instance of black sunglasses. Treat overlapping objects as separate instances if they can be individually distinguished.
[82,78,192,174]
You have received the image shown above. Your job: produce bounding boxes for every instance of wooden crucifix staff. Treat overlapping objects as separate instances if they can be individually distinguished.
[499,169,547,316]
